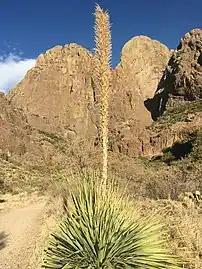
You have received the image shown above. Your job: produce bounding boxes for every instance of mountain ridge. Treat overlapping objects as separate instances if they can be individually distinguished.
[0,28,202,196]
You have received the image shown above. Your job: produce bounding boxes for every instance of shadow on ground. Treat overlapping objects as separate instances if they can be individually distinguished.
[0,231,8,250]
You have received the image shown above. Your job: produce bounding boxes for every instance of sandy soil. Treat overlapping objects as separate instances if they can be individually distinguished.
[0,192,61,269]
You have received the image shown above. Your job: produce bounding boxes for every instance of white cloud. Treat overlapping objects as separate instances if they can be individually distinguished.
[0,53,36,93]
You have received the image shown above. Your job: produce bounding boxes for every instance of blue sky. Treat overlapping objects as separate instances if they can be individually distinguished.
[0,0,201,92]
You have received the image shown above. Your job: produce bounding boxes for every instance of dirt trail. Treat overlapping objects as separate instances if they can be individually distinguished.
[0,198,47,269]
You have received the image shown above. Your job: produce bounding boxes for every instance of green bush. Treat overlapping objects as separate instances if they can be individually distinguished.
[42,172,182,269]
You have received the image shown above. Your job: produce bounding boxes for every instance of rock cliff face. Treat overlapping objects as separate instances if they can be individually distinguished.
[109,32,202,158]
[117,36,170,100]
[145,29,202,120]
[8,44,97,140]
[8,36,170,134]
[0,92,30,157]
[109,36,169,130]
[169,29,202,99]
[3,30,202,165]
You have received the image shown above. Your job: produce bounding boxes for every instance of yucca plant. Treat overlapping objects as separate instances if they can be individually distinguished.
[42,171,182,268]
[42,5,183,269]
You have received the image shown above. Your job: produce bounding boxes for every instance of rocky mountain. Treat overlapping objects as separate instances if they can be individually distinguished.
[7,35,170,133]
[0,92,59,167]
[1,28,202,195]
[6,35,171,159]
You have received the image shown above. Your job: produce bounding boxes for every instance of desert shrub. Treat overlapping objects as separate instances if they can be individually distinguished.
[142,161,202,200]
[0,157,43,194]
[42,172,182,269]
[150,99,202,131]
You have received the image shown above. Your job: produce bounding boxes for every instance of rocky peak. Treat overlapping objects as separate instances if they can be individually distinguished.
[111,35,170,130]
[118,35,170,100]
[144,29,202,120]
[36,43,92,67]
[178,29,202,52]
[7,43,97,139]
[173,28,202,99]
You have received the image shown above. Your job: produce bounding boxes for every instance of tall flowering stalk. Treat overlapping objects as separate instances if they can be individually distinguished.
[94,4,112,186]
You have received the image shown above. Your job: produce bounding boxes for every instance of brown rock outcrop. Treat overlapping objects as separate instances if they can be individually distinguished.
[145,29,202,121]
[0,92,30,158]
[111,36,170,128]
[170,29,202,99]
[109,112,202,158]
[143,112,202,157]
[118,36,170,100]
[8,44,97,140]
[0,92,73,167]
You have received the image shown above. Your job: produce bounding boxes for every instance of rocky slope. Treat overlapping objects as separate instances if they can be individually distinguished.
[0,92,30,158]
[0,89,80,169]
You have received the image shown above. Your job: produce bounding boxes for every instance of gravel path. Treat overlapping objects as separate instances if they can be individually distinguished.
[0,200,46,269]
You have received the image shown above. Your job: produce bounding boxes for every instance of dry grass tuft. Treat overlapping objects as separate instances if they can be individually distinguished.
[137,199,202,269]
